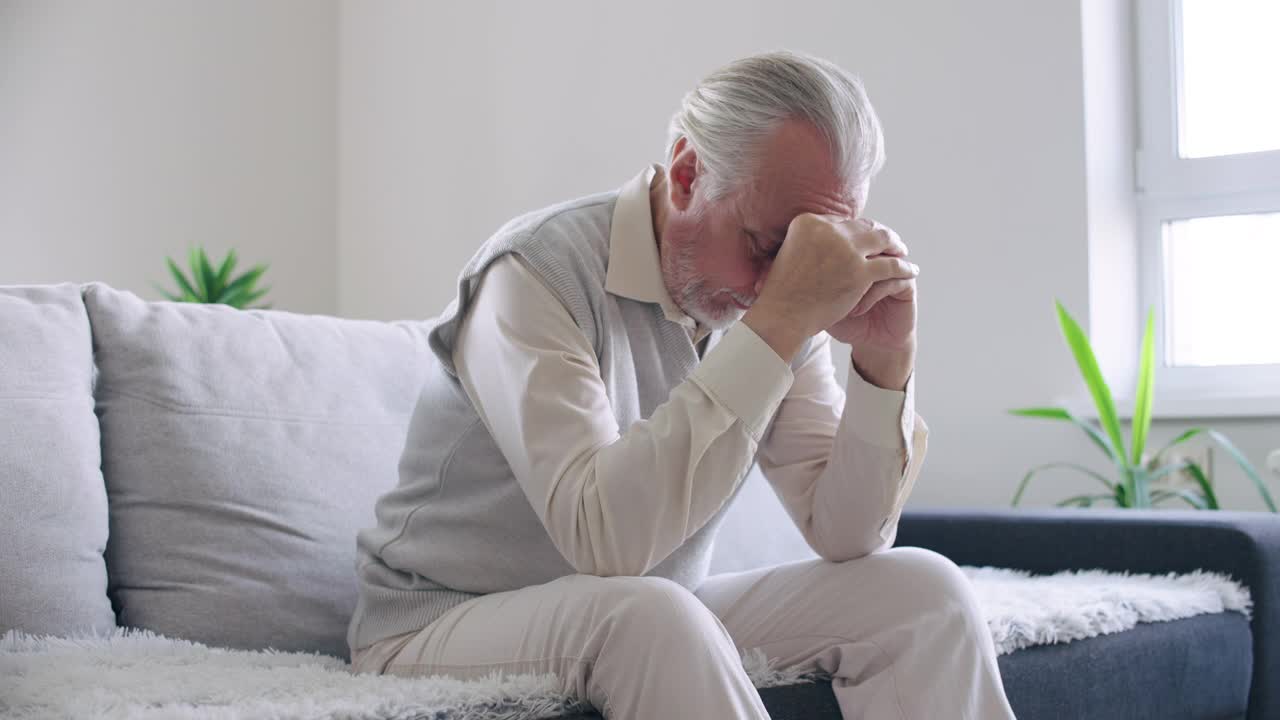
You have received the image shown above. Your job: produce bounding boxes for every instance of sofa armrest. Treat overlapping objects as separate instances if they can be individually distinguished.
[896,508,1280,720]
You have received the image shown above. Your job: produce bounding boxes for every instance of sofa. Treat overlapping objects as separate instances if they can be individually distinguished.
[3,282,1276,719]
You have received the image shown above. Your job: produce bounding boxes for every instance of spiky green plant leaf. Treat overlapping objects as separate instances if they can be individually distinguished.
[1206,430,1276,512]
[1012,462,1115,507]
[1114,482,1129,507]
[1130,309,1156,465]
[1180,461,1221,510]
[196,248,219,299]
[1055,494,1115,508]
[1150,488,1208,509]
[1008,407,1121,466]
[1127,466,1152,508]
[218,265,267,301]
[1054,301,1127,463]
[214,249,238,291]
[1149,428,1205,468]
[166,258,200,300]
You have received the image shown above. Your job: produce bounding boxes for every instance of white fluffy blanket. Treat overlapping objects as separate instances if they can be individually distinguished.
[0,567,1252,720]
[964,566,1251,653]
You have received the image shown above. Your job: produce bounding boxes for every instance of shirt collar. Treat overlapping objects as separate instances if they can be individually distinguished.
[605,165,701,334]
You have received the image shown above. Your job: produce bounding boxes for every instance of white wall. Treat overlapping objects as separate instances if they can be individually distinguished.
[0,0,338,314]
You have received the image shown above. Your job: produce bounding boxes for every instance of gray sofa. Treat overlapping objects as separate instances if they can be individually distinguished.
[3,282,1275,719]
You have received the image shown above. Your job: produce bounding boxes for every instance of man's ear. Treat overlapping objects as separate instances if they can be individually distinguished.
[668,137,699,212]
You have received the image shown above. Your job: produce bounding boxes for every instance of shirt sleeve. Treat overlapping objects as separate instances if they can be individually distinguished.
[756,332,930,561]
[452,254,795,577]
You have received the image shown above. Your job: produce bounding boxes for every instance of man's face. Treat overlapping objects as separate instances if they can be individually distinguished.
[659,121,858,331]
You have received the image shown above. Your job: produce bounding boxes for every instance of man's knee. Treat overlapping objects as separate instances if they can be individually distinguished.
[858,547,984,620]
[590,576,726,643]
[888,546,973,591]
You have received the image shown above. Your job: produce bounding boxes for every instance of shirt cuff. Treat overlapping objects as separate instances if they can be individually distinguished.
[689,323,794,441]
[845,363,916,451]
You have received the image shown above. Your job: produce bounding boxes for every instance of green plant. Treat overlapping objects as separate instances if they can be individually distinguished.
[1009,301,1276,512]
[157,247,271,309]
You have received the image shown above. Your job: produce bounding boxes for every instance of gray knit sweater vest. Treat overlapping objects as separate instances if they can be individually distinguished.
[348,189,760,653]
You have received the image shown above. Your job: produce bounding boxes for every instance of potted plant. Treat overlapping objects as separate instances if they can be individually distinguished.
[1010,301,1276,511]
[157,247,271,309]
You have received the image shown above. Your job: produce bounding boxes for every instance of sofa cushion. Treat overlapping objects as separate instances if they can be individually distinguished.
[0,284,115,636]
[999,610,1251,719]
[83,284,432,659]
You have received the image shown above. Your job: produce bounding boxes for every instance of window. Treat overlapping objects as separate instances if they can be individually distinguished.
[1136,0,1280,405]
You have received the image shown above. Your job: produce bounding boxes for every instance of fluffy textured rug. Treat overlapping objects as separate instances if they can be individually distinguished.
[963,566,1251,654]
[0,567,1252,720]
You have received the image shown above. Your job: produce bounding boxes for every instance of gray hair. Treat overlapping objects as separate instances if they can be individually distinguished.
[665,50,885,204]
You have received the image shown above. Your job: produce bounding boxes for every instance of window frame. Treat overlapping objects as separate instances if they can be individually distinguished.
[1134,0,1280,413]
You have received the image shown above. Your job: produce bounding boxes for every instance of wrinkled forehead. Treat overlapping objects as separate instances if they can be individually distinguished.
[734,120,860,234]
[734,168,858,244]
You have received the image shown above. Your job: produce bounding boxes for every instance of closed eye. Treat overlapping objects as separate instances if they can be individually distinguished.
[745,230,779,260]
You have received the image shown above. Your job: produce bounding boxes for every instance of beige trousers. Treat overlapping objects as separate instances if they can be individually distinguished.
[352,547,1015,719]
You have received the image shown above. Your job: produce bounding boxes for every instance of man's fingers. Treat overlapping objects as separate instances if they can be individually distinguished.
[866,255,919,281]
[855,220,910,258]
[853,278,914,316]
[853,278,916,316]
[873,222,910,257]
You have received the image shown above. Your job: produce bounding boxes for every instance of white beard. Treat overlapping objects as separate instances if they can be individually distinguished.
[665,237,750,332]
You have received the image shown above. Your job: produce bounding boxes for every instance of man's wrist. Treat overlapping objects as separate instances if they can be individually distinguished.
[850,342,915,391]
[692,323,795,441]
[742,303,809,363]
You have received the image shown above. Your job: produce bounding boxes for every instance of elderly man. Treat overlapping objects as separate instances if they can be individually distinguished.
[349,51,1014,719]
